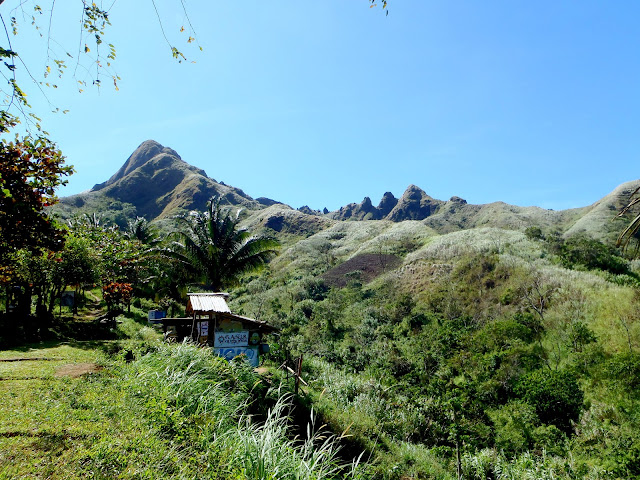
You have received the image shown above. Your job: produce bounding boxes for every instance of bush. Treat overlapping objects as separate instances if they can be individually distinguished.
[515,369,584,433]
[488,401,539,454]
[559,235,629,275]
[531,424,566,456]
[525,226,544,241]
[603,352,640,393]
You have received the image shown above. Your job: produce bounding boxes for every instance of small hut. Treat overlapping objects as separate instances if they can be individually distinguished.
[162,293,277,367]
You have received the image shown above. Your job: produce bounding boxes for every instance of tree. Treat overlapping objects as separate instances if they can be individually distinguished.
[171,196,279,291]
[560,234,628,274]
[11,232,98,320]
[515,368,584,433]
[0,131,72,267]
[124,217,159,245]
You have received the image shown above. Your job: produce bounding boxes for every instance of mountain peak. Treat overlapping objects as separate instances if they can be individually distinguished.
[402,184,435,201]
[92,140,185,191]
[65,140,260,221]
[385,185,442,221]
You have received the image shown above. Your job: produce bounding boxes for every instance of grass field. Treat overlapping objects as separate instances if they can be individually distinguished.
[0,321,366,480]
[0,337,174,480]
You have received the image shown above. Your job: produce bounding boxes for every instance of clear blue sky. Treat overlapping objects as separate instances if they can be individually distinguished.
[5,1,640,211]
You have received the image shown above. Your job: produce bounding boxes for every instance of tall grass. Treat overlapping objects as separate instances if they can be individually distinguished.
[405,227,535,262]
[129,342,365,479]
[227,395,363,480]
[462,449,611,480]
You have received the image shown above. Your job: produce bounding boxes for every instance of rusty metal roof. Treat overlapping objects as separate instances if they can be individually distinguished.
[163,312,279,334]
[217,312,279,334]
[186,293,230,314]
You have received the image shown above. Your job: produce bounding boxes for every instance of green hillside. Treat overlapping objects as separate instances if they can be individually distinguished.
[228,221,640,479]
[20,141,640,478]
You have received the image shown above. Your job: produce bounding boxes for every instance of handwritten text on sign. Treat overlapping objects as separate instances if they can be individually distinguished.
[215,347,259,367]
[214,331,249,347]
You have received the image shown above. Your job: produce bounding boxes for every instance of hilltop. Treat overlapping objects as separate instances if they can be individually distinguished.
[55,140,264,225]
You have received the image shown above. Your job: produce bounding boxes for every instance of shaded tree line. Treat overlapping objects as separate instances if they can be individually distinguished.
[0,196,278,345]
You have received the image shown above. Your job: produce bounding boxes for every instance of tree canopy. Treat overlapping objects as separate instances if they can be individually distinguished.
[0,130,72,266]
[171,197,279,291]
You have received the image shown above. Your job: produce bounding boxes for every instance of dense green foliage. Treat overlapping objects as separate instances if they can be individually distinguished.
[0,131,72,267]
[170,196,279,291]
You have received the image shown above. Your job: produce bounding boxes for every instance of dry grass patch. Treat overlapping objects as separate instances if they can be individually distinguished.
[55,363,103,378]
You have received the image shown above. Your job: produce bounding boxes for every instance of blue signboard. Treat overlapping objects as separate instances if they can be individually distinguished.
[214,346,259,367]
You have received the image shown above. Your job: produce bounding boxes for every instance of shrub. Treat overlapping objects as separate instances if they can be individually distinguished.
[559,235,629,275]
[525,226,544,241]
[515,369,584,433]
[488,401,539,454]
[566,321,596,353]
[531,424,566,456]
[603,352,640,393]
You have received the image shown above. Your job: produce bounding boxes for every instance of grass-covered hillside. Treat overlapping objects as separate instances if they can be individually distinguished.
[229,218,640,479]
[5,200,640,478]
[29,145,640,478]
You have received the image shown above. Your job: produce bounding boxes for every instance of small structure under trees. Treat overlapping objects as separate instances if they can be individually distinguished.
[162,293,277,367]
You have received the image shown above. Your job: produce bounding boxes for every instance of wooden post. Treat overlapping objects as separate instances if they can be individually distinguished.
[453,407,461,480]
[295,354,303,395]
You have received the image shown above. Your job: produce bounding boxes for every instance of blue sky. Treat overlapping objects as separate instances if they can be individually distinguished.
[6,1,640,211]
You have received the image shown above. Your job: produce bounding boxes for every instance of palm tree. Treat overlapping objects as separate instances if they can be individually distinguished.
[124,217,160,245]
[171,196,278,291]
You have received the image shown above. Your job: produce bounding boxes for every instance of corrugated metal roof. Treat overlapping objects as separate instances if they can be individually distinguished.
[163,313,279,334]
[218,312,279,333]
[186,293,230,314]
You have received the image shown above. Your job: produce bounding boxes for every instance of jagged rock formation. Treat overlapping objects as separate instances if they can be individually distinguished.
[298,206,322,216]
[330,186,444,222]
[331,196,381,221]
[377,192,398,217]
[326,183,634,242]
[387,185,444,221]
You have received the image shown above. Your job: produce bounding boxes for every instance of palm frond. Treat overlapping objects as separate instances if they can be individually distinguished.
[168,196,279,290]
[616,186,640,254]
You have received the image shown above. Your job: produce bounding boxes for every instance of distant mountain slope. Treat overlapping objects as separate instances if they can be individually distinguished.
[423,199,588,235]
[242,204,334,238]
[328,184,635,241]
[56,140,262,223]
[52,139,638,245]
[564,179,640,243]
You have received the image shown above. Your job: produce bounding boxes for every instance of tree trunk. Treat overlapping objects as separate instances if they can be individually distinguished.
[18,285,31,317]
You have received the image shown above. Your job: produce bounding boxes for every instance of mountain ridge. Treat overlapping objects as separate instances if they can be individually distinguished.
[53,140,637,243]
